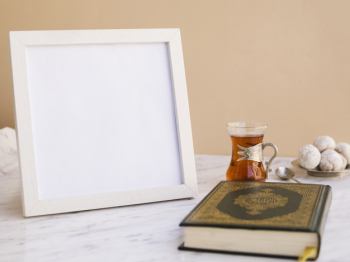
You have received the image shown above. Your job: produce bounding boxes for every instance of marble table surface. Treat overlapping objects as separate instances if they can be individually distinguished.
[1,155,349,262]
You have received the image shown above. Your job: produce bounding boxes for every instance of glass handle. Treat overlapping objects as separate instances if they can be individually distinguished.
[262,143,278,178]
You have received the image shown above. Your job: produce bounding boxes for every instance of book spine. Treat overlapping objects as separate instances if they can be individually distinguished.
[311,185,332,260]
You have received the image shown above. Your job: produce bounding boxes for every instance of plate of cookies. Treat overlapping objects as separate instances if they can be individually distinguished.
[292,136,350,177]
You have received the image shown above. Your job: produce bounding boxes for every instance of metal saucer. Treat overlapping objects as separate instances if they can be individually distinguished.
[291,159,350,177]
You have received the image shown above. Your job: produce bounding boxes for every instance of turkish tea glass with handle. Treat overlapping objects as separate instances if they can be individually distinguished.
[226,122,278,182]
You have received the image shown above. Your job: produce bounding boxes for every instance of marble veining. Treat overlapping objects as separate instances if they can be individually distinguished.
[0,155,349,262]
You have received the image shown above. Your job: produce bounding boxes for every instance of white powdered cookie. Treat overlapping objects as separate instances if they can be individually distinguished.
[340,154,347,170]
[335,142,350,164]
[319,149,344,171]
[298,144,321,170]
[313,136,336,152]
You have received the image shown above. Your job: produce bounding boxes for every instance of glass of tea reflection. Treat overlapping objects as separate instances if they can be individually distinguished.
[226,122,278,182]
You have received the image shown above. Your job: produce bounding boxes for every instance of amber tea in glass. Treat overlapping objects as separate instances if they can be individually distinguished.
[226,122,278,182]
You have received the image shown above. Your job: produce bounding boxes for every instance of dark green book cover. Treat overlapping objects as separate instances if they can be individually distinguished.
[179,181,332,260]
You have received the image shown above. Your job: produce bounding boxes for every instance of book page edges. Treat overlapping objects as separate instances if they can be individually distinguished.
[183,227,318,258]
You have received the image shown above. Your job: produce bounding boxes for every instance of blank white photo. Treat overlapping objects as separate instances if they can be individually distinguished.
[25,43,182,200]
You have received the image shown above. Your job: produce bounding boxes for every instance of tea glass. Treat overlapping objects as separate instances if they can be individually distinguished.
[226,122,278,182]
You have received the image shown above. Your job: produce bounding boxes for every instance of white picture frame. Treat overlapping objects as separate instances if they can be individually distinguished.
[9,29,197,217]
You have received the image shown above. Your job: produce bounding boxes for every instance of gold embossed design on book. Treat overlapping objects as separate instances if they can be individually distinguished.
[184,182,322,229]
[234,189,288,215]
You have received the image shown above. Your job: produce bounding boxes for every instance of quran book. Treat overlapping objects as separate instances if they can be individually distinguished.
[179,181,332,260]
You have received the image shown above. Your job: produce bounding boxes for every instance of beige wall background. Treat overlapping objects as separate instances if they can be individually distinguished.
[1,0,350,157]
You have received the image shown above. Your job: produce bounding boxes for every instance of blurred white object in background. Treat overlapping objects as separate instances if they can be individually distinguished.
[0,127,18,174]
